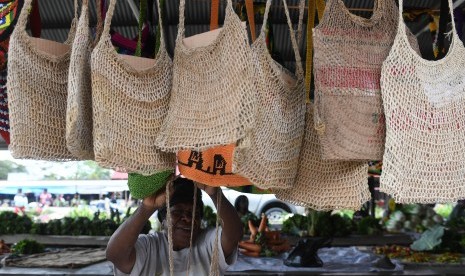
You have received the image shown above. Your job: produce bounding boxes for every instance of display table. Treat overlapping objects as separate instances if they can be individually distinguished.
[0,246,464,275]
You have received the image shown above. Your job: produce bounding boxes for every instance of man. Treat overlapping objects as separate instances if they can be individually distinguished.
[106,177,243,275]
[13,188,28,214]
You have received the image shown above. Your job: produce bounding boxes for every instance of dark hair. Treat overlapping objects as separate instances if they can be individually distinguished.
[234,195,249,210]
[157,178,203,222]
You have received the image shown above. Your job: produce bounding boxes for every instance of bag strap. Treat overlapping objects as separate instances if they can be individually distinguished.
[245,0,256,42]
[135,0,147,56]
[305,0,325,102]
[210,0,219,30]
[398,0,457,47]
[17,0,78,38]
[282,0,304,80]
[436,0,449,59]
[178,0,232,40]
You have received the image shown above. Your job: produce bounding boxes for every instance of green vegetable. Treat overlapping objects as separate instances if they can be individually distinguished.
[410,225,444,251]
[0,212,33,234]
[357,217,382,235]
[12,239,44,254]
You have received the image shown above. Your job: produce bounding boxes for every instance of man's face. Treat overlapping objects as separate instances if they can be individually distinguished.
[164,202,202,251]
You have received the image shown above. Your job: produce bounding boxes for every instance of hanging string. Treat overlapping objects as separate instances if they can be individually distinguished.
[185,185,198,275]
[305,0,325,102]
[166,181,174,276]
[209,190,222,276]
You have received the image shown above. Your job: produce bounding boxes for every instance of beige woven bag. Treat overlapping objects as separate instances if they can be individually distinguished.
[91,0,175,174]
[7,0,78,160]
[233,0,306,190]
[274,104,370,211]
[66,0,103,160]
[380,0,465,204]
[155,0,256,152]
[313,0,419,161]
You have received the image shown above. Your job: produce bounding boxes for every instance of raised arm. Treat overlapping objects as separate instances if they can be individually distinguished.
[197,184,243,259]
[106,183,172,273]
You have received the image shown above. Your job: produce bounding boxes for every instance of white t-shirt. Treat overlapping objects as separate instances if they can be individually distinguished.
[114,228,237,276]
[13,194,28,207]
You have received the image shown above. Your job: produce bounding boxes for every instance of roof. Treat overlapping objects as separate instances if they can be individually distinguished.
[1,0,464,150]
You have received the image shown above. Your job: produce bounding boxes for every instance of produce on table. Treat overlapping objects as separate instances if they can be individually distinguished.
[239,214,291,257]
[374,245,463,264]
[11,239,44,255]
[0,239,10,254]
[282,212,352,237]
[385,205,441,233]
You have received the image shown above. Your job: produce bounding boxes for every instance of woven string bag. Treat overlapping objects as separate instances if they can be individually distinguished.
[7,0,78,160]
[175,0,254,187]
[91,0,175,175]
[380,0,465,204]
[312,0,419,161]
[0,0,24,145]
[155,0,256,152]
[233,0,306,190]
[273,104,370,211]
[66,0,103,160]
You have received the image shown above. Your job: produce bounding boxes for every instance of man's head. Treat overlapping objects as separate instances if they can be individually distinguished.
[157,177,204,250]
[17,188,22,194]
[43,189,47,193]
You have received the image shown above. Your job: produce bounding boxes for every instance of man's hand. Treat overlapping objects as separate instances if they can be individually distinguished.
[142,174,175,211]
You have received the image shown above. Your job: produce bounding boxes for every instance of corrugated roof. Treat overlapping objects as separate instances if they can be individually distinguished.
[1,0,464,150]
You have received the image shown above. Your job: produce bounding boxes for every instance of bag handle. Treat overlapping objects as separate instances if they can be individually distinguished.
[17,0,79,37]
[305,0,325,102]
[260,0,304,79]
[103,0,166,54]
[398,0,457,45]
[178,0,232,40]
[210,0,219,30]
[135,0,147,56]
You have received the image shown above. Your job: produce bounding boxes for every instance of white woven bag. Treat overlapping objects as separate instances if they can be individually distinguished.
[313,0,419,161]
[233,0,306,190]
[66,0,103,160]
[91,0,175,174]
[380,0,465,203]
[8,0,78,160]
[155,0,256,152]
[274,104,370,211]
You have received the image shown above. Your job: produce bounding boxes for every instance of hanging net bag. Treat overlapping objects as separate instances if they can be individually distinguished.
[91,0,175,175]
[380,0,465,203]
[313,0,419,161]
[66,0,103,160]
[233,0,306,190]
[274,104,370,211]
[7,0,78,160]
[155,0,256,152]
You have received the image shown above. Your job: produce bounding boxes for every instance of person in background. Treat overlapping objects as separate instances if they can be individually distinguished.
[71,193,80,207]
[13,188,28,214]
[39,188,53,207]
[234,195,252,218]
[55,194,67,207]
[106,177,242,275]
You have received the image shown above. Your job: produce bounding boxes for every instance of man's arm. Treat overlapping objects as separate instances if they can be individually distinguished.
[106,185,171,274]
[199,185,243,259]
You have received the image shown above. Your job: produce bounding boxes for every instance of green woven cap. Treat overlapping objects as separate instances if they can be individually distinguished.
[128,170,173,199]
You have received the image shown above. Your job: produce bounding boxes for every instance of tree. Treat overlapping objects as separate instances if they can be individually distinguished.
[0,160,27,180]
[73,161,111,180]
